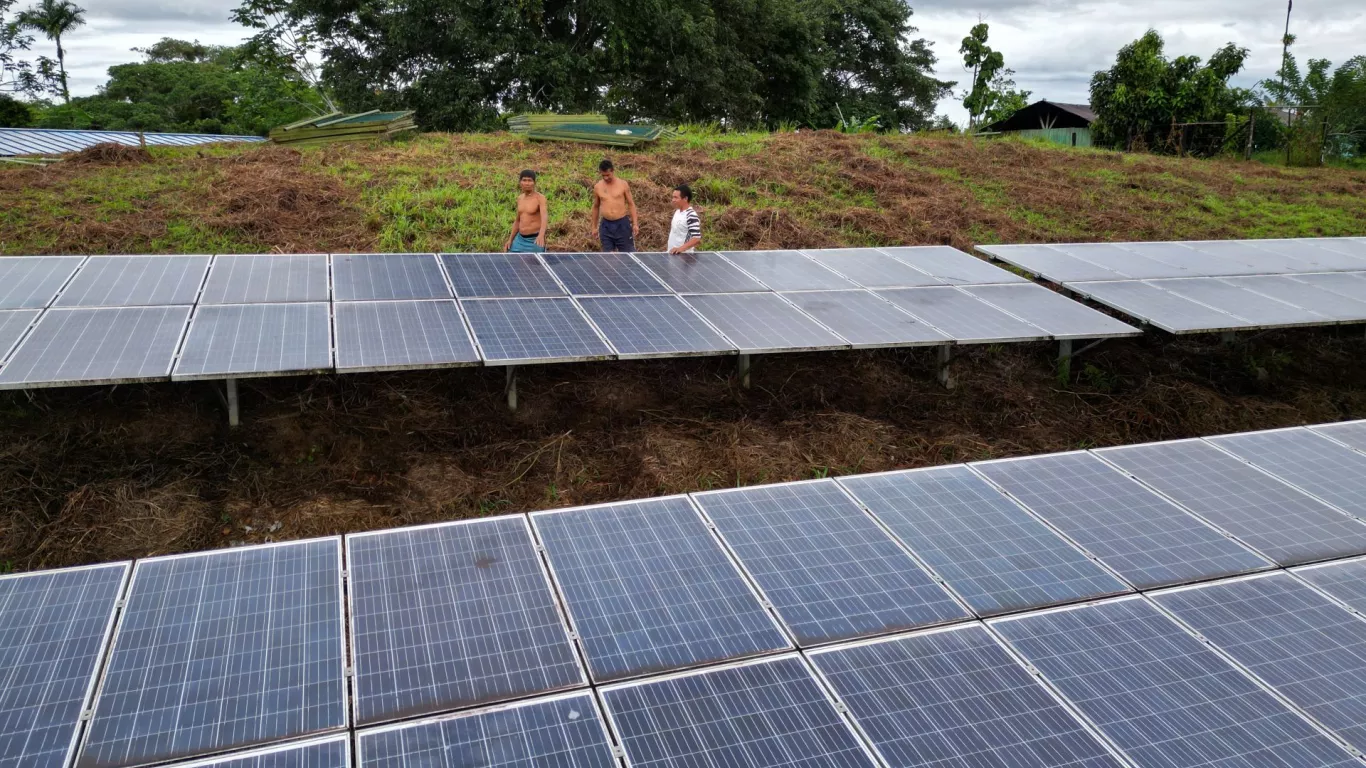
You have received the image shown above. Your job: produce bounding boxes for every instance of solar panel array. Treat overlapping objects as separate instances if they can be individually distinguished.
[0,248,1135,391]
[8,420,1366,768]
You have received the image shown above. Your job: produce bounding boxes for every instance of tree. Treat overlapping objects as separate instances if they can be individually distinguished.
[15,0,83,104]
[1263,46,1366,161]
[959,22,1002,129]
[980,68,1029,126]
[1,0,34,93]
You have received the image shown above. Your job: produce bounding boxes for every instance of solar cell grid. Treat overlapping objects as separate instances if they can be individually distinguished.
[460,297,614,364]
[332,254,451,301]
[1067,279,1252,333]
[877,287,1050,343]
[173,302,332,380]
[962,283,1140,339]
[633,251,767,292]
[0,309,39,362]
[347,517,585,726]
[692,480,970,646]
[0,563,128,768]
[0,256,84,309]
[801,249,945,287]
[972,452,1272,590]
[541,253,668,295]
[681,293,848,353]
[838,466,1130,617]
[781,290,948,348]
[1221,276,1366,322]
[990,596,1358,768]
[1207,428,1366,518]
[807,624,1123,768]
[1051,243,1191,280]
[1251,240,1366,271]
[157,735,349,768]
[531,496,790,683]
[333,300,479,372]
[975,245,1128,283]
[576,295,734,358]
[0,305,190,389]
[717,251,857,290]
[199,255,329,305]
[1295,557,1366,614]
[1312,420,1366,453]
[1152,278,1327,328]
[56,256,209,307]
[1289,272,1366,304]
[1152,573,1366,754]
[876,245,1027,284]
[439,253,565,298]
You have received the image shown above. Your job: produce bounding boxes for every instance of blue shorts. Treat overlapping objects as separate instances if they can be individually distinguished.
[599,216,634,252]
[508,233,544,253]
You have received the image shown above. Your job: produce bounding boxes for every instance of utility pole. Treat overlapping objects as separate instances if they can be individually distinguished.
[1280,0,1293,92]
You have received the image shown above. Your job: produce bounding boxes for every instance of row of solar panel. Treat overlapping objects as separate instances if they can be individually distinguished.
[5,420,1366,768]
[0,128,265,157]
[0,251,1135,389]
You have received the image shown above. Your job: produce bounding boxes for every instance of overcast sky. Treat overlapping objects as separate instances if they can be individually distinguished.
[43,0,1366,126]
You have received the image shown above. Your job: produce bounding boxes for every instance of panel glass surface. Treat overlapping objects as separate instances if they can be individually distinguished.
[633,252,767,292]
[975,245,1127,283]
[781,290,948,348]
[1068,280,1251,333]
[1151,278,1327,327]
[0,564,127,768]
[681,293,848,353]
[839,466,1129,617]
[878,287,1049,343]
[80,539,346,768]
[332,254,451,301]
[877,246,1027,284]
[991,597,1356,768]
[541,253,668,295]
[1051,243,1192,280]
[693,480,970,645]
[1098,439,1366,565]
[460,298,613,364]
[0,309,38,361]
[356,693,616,768]
[55,256,209,308]
[809,625,1121,768]
[1251,240,1366,271]
[1221,276,1366,321]
[1312,420,1366,452]
[1153,573,1366,753]
[531,497,790,682]
[973,453,1271,590]
[963,283,1139,339]
[600,655,877,768]
[334,300,478,372]
[199,255,328,304]
[718,251,857,291]
[159,735,348,768]
[174,303,331,379]
[1295,557,1366,613]
[1288,272,1366,304]
[0,306,190,388]
[801,249,945,287]
[577,295,734,358]
[1207,428,1366,517]
[1113,242,1212,275]
[0,256,83,309]
[440,253,565,298]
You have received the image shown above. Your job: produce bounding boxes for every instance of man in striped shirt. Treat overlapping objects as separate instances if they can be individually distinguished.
[667,185,702,254]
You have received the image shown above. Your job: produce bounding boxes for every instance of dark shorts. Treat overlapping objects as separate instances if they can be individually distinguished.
[599,216,634,252]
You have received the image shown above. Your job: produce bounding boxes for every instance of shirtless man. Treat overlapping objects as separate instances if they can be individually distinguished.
[504,169,548,253]
[589,159,639,252]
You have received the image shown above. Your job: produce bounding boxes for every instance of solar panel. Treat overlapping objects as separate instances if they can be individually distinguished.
[1151,278,1327,328]
[681,293,848,353]
[877,287,1050,343]
[55,256,209,307]
[1294,556,1366,613]
[0,306,190,389]
[0,256,83,309]
[633,252,767,292]
[1312,420,1366,453]
[1207,428,1366,517]
[541,253,668,295]
[156,735,349,768]
[801,248,945,287]
[1314,238,1366,260]
[838,466,1130,617]
[79,539,347,768]
[718,251,857,290]
[1067,279,1251,333]
[1184,240,1315,275]
[1051,243,1192,280]
[1111,242,1213,275]
[1097,439,1366,565]
[1152,573,1366,754]
[598,654,878,768]
[0,563,127,768]
[439,253,565,298]
[962,283,1140,339]
[877,245,1028,284]
[807,624,1123,768]
[975,244,1127,283]
[972,452,1271,590]
[990,596,1357,768]
[1289,272,1366,304]
[0,309,38,362]
[355,692,617,768]
[692,480,970,645]
[199,255,329,305]
[781,290,948,348]
[1221,276,1366,322]
[331,254,451,301]
[576,295,734,358]
[530,496,790,682]
[173,303,332,380]
[333,300,478,372]
[460,298,614,364]
[1252,240,1366,271]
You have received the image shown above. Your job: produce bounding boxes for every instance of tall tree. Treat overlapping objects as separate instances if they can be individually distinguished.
[0,0,34,94]
[16,0,83,104]
[959,22,1002,129]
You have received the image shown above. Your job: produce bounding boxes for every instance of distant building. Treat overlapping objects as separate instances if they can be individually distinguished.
[980,100,1094,148]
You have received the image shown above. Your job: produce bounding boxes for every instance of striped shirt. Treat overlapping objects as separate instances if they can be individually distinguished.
[668,207,702,252]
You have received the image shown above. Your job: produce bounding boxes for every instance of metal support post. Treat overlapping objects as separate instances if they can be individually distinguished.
[505,366,518,412]
[737,353,751,390]
[1058,339,1073,362]
[936,344,954,390]
[1220,331,1237,347]
[225,378,239,428]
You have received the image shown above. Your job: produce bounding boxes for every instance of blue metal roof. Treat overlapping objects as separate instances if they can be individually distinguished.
[0,127,266,157]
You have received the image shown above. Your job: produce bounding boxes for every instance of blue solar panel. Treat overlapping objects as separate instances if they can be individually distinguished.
[541,253,668,295]
[531,496,790,682]
[355,692,617,768]
[440,253,565,298]
[55,256,209,307]
[633,252,767,293]
[1153,573,1366,754]
[1207,428,1366,518]
[692,480,970,645]
[0,257,84,309]
[838,466,1130,616]
[973,453,1272,589]
[0,563,127,768]
[599,654,878,768]
[159,735,349,768]
[332,254,451,301]
[347,517,585,726]
[576,295,734,358]
[461,298,614,364]
[79,539,347,768]
[990,596,1356,768]
[1295,556,1366,614]
[808,624,1123,768]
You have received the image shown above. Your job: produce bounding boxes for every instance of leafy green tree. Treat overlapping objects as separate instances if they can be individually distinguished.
[15,0,83,104]
[958,22,1029,129]
[1,0,35,94]
[1264,47,1366,161]
[0,91,31,125]
[980,70,1029,126]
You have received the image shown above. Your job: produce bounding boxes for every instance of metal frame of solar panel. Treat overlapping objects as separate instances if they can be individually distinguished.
[0,562,129,768]
[345,516,586,726]
[151,734,350,768]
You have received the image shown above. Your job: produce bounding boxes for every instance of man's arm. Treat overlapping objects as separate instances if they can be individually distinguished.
[536,193,548,246]
[589,185,600,239]
[624,183,639,236]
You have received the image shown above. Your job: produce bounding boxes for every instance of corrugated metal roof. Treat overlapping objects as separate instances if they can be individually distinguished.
[0,128,266,157]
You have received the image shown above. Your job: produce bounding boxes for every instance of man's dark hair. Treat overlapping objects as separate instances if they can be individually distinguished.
[599,159,614,172]
[675,184,692,202]
[519,169,537,181]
